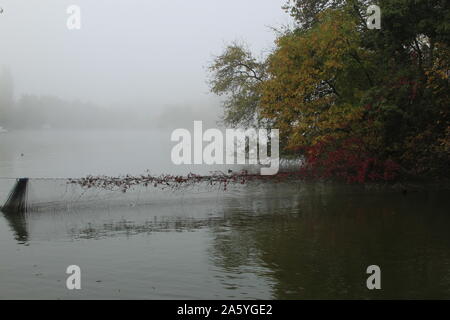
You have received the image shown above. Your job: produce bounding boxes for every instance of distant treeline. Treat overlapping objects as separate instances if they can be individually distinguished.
[0,68,220,130]
[0,68,152,130]
[1,94,154,130]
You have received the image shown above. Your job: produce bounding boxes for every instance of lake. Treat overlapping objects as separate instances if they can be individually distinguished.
[1,130,450,299]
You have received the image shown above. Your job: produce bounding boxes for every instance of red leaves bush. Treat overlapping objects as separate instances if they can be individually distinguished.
[299,137,400,183]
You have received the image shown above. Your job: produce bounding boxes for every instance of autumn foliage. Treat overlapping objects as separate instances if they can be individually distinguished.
[210,0,450,183]
[297,137,400,183]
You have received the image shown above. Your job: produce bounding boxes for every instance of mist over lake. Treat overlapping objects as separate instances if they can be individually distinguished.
[1,0,449,302]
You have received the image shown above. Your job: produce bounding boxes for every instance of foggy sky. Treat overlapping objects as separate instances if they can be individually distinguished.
[0,0,291,117]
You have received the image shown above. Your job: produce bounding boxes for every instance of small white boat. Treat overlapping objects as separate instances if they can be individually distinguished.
[0,126,8,134]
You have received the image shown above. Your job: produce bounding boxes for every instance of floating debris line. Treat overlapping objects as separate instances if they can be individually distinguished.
[67,170,298,193]
[0,169,304,213]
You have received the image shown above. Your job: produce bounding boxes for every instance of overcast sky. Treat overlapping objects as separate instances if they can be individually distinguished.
[0,0,291,113]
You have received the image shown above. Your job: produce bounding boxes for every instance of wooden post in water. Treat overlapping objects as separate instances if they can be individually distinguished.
[1,178,29,214]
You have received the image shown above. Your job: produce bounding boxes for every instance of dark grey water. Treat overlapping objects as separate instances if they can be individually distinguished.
[1,131,450,299]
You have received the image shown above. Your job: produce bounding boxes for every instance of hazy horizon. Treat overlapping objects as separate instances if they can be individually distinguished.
[0,0,291,121]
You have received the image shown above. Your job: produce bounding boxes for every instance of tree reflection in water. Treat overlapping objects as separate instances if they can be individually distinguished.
[208,183,450,299]
[2,182,450,299]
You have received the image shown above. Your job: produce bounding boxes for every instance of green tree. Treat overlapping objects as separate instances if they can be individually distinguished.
[208,42,268,128]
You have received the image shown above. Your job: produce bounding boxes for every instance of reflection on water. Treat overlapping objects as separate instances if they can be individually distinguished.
[1,181,450,299]
[2,211,29,243]
[1,131,450,299]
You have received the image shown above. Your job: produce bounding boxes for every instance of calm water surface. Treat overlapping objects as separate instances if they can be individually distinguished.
[1,130,450,299]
